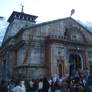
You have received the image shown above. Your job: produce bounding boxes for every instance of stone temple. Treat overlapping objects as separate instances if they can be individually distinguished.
[0,11,92,80]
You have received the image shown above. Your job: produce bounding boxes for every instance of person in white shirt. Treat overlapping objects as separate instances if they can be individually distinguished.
[21,81,26,92]
[12,80,23,92]
[38,79,43,92]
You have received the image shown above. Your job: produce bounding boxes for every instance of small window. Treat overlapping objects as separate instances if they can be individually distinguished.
[32,18,34,21]
[24,16,26,20]
[28,17,30,21]
[20,16,23,19]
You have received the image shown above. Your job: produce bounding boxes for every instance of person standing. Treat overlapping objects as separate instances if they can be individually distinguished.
[34,79,39,92]
[54,79,61,92]
[62,79,68,92]
[12,80,23,92]
[38,79,43,92]
[21,81,26,92]
[29,79,35,92]
[49,78,55,92]
[0,80,8,92]
[43,77,50,92]
[8,80,15,92]
[84,73,92,92]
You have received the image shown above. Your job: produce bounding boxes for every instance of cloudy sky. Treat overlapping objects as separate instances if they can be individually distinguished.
[0,0,92,23]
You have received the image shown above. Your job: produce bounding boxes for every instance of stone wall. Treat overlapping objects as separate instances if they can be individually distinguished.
[3,19,34,42]
[1,17,92,79]
[16,18,92,78]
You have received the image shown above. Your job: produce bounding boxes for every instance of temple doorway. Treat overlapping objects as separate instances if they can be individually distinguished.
[57,60,65,78]
[69,53,83,76]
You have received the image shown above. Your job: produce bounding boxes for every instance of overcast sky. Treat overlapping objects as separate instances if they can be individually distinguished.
[0,0,92,23]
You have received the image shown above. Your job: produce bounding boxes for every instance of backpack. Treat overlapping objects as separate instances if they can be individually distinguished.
[57,82,62,88]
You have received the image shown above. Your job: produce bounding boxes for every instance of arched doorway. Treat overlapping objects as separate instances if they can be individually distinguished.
[69,53,83,76]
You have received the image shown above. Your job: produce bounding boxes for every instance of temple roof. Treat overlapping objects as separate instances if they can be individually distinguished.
[8,11,38,23]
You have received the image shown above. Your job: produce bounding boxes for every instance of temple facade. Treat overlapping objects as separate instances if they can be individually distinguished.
[0,11,92,80]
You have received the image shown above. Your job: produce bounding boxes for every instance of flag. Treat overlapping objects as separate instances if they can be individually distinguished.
[70,9,75,16]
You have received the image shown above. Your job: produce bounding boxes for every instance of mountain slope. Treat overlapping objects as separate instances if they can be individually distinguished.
[0,17,9,46]
[77,20,92,32]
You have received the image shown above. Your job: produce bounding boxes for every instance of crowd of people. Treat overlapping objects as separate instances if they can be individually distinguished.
[0,68,92,92]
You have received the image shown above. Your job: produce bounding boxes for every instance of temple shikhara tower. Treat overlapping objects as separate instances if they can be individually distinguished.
[0,11,92,80]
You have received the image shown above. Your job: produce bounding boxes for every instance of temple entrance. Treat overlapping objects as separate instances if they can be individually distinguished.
[69,53,82,76]
[58,63,62,77]
[57,61,63,77]
[57,60,65,78]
